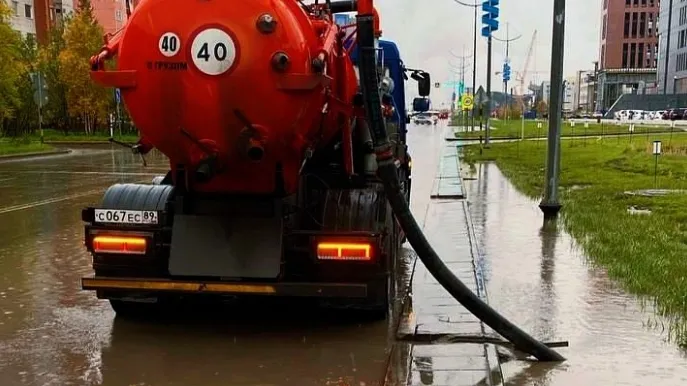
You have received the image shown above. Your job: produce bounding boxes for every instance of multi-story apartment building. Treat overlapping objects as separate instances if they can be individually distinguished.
[5,0,74,42]
[656,0,687,93]
[596,0,660,111]
[4,0,124,45]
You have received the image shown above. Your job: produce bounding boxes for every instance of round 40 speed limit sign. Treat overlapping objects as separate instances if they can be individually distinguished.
[189,27,239,76]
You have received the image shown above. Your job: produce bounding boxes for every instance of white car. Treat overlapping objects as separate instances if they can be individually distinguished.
[413,114,434,125]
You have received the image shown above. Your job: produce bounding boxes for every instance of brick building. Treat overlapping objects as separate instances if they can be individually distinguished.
[5,0,125,45]
[596,0,660,111]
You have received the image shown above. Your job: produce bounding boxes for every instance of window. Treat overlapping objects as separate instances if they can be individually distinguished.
[11,1,18,16]
[115,9,123,21]
[630,43,637,68]
[638,43,644,68]
[623,43,629,68]
[24,4,32,18]
[624,12,631,37]
[632,12,638,38]
[639,12,646,37]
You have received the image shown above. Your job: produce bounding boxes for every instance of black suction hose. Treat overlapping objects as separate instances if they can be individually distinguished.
[354,13,565,362]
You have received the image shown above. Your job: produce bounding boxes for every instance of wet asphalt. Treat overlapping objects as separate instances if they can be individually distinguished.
[463,162,687,385]
[3,124,687,385]
[0,124,444,386]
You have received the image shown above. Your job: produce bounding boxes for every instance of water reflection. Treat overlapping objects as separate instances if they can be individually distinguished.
[463,162,687,385]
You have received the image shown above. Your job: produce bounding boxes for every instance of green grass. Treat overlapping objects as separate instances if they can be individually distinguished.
[462,133,687,345]
[32,129,138,143]
[455,119,680,139]
[0,140,55,156]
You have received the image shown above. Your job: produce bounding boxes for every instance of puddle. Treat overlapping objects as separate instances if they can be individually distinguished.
[463,162,687,385]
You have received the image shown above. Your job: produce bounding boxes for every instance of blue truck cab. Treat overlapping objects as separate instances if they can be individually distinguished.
[349,38,430,146]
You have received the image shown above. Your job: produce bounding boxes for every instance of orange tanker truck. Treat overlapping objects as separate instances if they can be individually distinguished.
[79,0,432,319]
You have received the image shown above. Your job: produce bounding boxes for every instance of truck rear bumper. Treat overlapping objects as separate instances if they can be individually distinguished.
[81,277,369,298]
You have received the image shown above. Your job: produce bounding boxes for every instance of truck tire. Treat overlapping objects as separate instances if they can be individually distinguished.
[361,199,398,321]
[96,183,175,318]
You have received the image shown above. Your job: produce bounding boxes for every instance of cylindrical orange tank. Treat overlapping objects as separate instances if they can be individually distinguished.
[113,0,358,195]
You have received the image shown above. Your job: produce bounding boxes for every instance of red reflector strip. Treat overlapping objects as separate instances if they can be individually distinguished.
[316,242,372,261]
[93,236,147,255]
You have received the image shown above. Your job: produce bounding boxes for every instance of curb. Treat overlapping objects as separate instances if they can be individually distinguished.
[0,149,72,161]
[451,129,686,142]
[430,143,465,199]
[44,141,119,145]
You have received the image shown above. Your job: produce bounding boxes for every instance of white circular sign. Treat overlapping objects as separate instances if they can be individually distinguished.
[158,32,180,57]
[190,28,237,76]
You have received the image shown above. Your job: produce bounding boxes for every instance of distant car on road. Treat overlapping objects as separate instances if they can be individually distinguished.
[414,116,436,125]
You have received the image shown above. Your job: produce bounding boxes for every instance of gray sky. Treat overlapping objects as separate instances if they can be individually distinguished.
[373,0,602,104]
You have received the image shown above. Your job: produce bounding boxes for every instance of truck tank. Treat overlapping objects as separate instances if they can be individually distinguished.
[82,0,431,320]
[94,0,358,195]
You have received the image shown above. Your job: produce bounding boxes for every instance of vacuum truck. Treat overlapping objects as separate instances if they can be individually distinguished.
[80,0,432,319]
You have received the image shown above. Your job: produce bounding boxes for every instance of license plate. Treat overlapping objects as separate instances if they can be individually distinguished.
[93,209,159,225]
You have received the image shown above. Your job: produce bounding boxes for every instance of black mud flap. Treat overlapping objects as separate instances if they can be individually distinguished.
[168,213,283,279]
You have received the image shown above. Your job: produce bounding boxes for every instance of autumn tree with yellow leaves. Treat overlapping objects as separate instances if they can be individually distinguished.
[0,2,25,124]
[59,0,111,134]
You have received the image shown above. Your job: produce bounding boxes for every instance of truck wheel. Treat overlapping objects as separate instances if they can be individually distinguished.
[101,183,174,212]
[360,200,398,321]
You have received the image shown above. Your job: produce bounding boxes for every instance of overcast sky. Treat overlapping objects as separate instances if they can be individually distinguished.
[371,0,603,104]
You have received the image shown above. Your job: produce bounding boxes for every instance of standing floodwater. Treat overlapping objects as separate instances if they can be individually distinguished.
[464,162,687,385]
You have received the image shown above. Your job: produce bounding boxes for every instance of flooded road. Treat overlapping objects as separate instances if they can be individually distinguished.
[464,162,687,385]
[0,124,445,386]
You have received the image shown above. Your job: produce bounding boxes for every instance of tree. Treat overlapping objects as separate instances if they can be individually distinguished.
[59,0,110,134]
[0,2,26,129]
[39,15,71,133]
[536,100,548,117]
[12,34,40,136]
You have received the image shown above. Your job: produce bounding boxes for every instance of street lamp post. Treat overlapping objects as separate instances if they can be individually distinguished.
[454,0,480,131]
[539,0,566,218]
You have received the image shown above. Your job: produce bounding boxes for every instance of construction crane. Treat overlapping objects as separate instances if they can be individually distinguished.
[516,30,537,96]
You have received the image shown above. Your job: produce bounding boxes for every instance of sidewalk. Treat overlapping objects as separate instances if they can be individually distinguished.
[397,142,502,385]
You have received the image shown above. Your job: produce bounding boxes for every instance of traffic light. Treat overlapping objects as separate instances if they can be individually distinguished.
[481,0,500,38]
[503,62,511,82]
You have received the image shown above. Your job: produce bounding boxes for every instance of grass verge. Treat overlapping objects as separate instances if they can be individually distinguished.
[462,133,687,345]
[0,140,55,157]
[455,119,681,139]
[31,129,139,143]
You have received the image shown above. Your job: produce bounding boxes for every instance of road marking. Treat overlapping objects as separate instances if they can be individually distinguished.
[0,189,106,215]
[190,27,237,75]
[0,179,152,215]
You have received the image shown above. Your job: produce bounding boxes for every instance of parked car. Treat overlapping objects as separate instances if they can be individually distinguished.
[667,108,687,120]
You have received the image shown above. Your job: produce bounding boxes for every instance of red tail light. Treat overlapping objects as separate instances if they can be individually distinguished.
[92,236,147,255]
[316,242,372,261]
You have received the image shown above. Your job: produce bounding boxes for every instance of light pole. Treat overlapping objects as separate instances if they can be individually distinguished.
[539,0,566,218]
[492,23,522,119]
[663,0,674,94]
[453,0,480,130]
